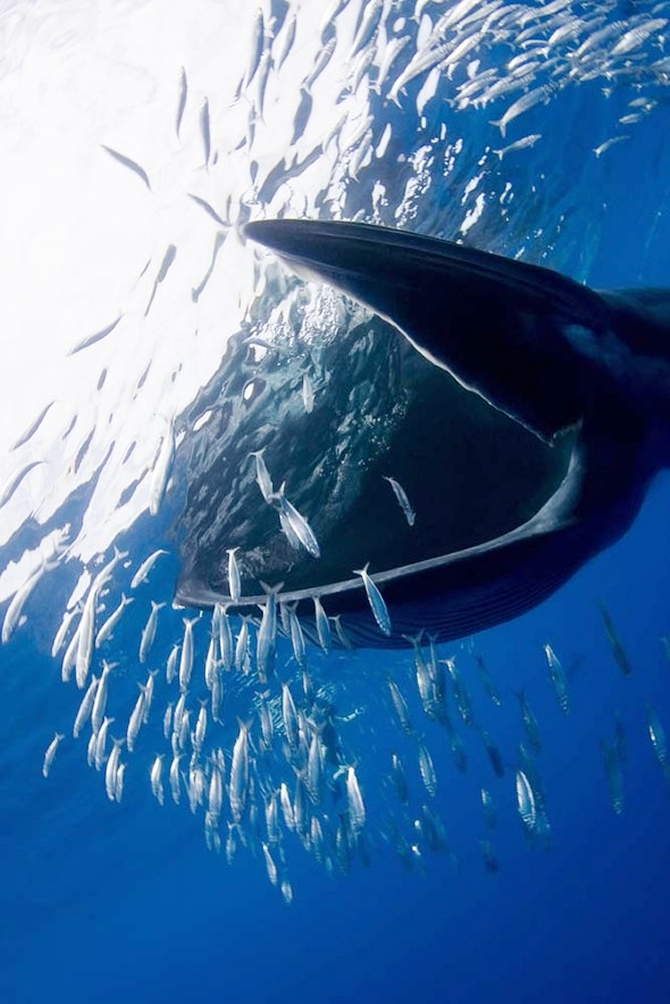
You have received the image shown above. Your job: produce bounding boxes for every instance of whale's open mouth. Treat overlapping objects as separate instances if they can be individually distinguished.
[172,221,579,645]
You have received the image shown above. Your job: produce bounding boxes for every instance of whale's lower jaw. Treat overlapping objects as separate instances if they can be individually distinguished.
[175,497,638,649]
[176,424,650,650]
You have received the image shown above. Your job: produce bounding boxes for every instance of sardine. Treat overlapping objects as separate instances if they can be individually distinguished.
[227,548,242,602]
[52,606,80,659]
[229,720,250,823]
[69,316,123,356]
[194,702,208,753]
[101,145,151,189]
[313,596,331,653]
[250,448,274,502]
[163,702,174,740]
[10,402,54,451]
[42,732,64,778]
[114,762,126,803]
[388,679,413,735]
[150,754,165,805]
[544,643,570,713]
[200,97,211,165]
[288,607,306,669]
[76,548,125,689]
[139,600,165,664]
[280,781,295,830]
[92,660,114,734]
[306,732,324,805]
[105,739,123,801]
[235,616,250,672]
[204,632,219,690]
[169,753,182,804]
[599,603,633,677]
[3,548,63,646]
[332,614,354,650]
[217,604,233,670]
[353,563,391,636]
[271,486,320,558]
[127,689,146,751]
[0,460,44,510]
[383,475,416,526]
[346,766,366,834]
[256,582,282,683]
[208,764,223,820]
[179,616,199,692]
[443,657,474,727]
[176,66,187,138]
[166,643,180,685]
[73,675,99,738]
[130,549,168,590]
[418,740,437,797]
[95,593,133,647]
[282,683,299,750]
[94,716,114,771]
[516,769,537,832]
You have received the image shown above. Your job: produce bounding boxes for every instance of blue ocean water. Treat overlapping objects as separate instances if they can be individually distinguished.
[2,2,670,1002]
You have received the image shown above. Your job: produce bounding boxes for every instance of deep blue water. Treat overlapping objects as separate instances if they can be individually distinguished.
[2,2,670,1002]
[2,480,670,1003]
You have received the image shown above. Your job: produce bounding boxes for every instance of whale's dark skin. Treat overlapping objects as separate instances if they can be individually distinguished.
[176,219,670,647]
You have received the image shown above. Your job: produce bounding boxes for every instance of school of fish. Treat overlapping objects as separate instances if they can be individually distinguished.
[2,0,670,901]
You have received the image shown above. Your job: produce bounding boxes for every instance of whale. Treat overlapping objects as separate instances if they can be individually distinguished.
[174,219,670,648]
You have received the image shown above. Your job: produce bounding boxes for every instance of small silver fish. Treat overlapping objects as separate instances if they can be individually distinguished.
[250,449,274,502]
[42,732,64,778]
[229,720,250,823]
[130,549,168,590]
[139,600,165,664]
[383,476,415,526]
[227,548,242,602]
[166,643,180,685]
[176,66,187,138]
[346,766,366,834]
[354,563,391,635]
[101,145,151,189]
[179,616,199,692]
[52,606,79,659]
[96,593,133,647]
[388,680,413,735]
[200,97,211,165]
[515,769,536,832]
[544,643,569,713]
[272,486,320,558]
[73,675,99,739]
[313,596,331,653]
[150,754,165,805]
[105,739,123,801]
[127,689,146,751]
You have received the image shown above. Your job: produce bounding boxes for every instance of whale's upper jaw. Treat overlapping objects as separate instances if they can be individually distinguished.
[170,219,664,646]
[244,218,617,444]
